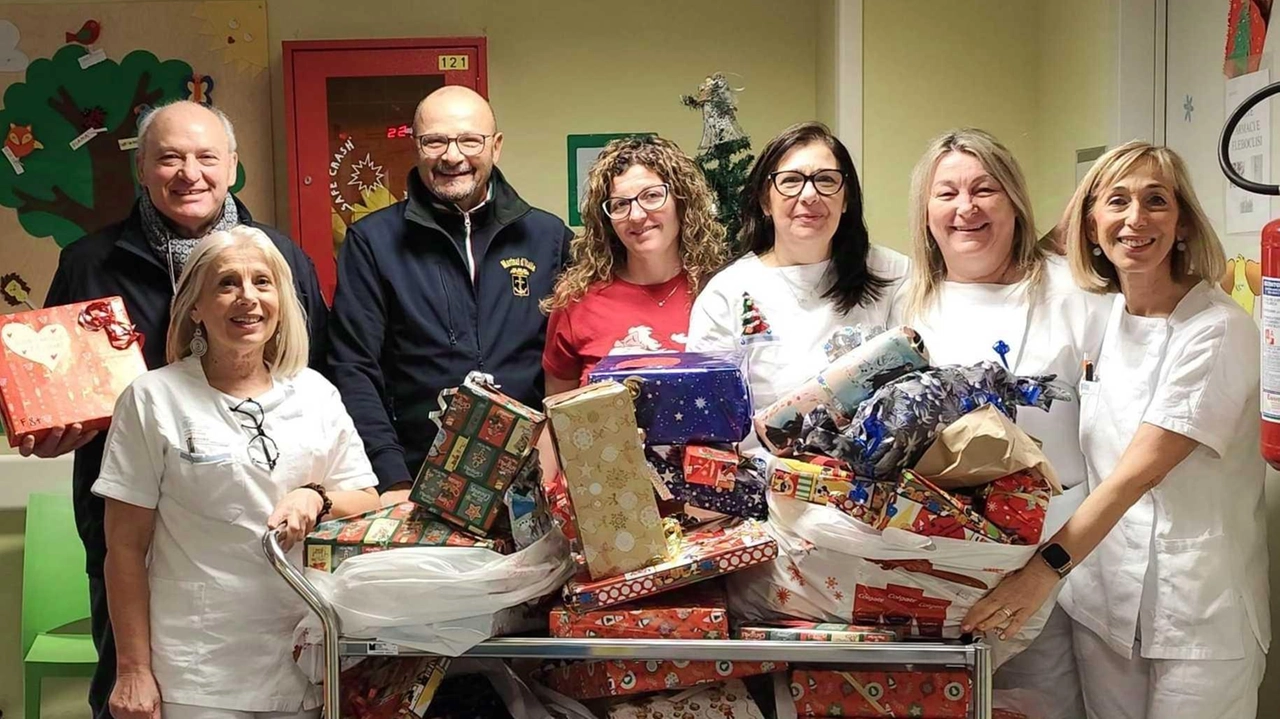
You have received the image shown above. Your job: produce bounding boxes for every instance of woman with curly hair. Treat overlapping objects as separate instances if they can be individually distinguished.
[540,135,728,392]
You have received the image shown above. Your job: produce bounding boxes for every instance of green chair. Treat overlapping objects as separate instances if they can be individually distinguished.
[22,492,98,719]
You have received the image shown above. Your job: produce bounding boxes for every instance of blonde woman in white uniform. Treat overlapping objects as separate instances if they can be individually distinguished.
[94,227,381,719]
[687,122,907,415]
[963,142,1269,719]
[891,128,1109,719]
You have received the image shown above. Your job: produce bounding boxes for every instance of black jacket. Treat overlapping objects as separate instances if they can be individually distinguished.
[44,197,328,576]
[329,168,572,491]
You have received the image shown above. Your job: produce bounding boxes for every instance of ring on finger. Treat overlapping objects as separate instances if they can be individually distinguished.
[998,606,1015,620]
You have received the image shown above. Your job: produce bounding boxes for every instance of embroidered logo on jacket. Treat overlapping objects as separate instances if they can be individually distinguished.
[500,257,537,297]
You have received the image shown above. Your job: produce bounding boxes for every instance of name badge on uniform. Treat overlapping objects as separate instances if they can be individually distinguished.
[179,420,231,464]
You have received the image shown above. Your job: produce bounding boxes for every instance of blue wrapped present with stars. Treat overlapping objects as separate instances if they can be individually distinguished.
[588,352,753,444]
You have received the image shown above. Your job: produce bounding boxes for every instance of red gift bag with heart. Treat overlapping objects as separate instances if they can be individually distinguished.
[0,297,147,447]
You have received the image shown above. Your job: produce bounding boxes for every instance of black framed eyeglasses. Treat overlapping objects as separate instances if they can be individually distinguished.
[231,398,279,471]
[414,133,493,157]
[602,183,670,220]
[769,169,846,198]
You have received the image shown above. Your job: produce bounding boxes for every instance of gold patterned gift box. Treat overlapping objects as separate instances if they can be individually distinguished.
[543,381,667,580]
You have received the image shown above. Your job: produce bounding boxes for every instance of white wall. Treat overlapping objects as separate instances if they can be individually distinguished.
[1164,1,1280,712]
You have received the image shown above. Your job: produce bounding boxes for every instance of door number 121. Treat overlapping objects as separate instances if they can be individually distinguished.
[438,55,469,71]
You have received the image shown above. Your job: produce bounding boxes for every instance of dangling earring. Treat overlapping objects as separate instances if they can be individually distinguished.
[190,325,208,358]
[1092,246,1103,257]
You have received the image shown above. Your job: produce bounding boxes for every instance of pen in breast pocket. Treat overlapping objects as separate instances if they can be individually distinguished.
[1083,356,1096,382]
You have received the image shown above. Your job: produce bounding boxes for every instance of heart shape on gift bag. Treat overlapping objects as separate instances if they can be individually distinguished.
[2,323,71,371]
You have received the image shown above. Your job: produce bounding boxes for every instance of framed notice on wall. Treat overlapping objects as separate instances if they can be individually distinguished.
[566,132,654,226]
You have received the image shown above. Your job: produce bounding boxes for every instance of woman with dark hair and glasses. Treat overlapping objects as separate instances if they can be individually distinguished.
[540,135,728,391]
[92,226,379,719]
[686,121,907,421]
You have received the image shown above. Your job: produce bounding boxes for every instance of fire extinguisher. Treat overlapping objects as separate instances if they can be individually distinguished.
[1221,81,1280,469]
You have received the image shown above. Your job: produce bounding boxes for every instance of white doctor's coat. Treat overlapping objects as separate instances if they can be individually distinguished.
[93,356,377,712]
[1058,283,1270,661]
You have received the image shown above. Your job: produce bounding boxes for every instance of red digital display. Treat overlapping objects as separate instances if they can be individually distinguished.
[386,124,413,138]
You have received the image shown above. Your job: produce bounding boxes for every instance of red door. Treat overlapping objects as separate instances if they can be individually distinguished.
[284,38,487,301]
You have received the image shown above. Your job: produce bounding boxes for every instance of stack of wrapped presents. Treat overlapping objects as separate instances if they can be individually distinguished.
[0,291,1044,711]
[291,321,1059,717]
[0,298,1045,718]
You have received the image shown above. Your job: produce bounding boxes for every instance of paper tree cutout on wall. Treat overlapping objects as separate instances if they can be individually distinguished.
[0,45,245,247]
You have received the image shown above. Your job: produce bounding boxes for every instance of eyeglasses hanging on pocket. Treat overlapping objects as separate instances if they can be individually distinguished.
[231,397,279,471]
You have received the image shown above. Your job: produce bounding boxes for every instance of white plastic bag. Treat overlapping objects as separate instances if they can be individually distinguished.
[728,494,1055,666]
[294,529,575,661]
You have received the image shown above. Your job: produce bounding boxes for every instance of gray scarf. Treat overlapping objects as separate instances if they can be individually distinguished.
[139,192,240,285]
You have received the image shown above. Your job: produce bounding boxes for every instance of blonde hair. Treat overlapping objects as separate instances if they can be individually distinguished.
[1064,141,1224,292]
[540,135,727,313]
[166,226,309,377]
[903,128,1047,319]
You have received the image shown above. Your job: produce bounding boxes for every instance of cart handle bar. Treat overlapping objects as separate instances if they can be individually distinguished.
[263,529,341,716]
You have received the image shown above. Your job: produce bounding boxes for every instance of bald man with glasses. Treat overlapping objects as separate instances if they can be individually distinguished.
[328,86,573,502]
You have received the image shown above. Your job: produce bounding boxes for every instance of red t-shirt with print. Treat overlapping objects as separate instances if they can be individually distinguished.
[543,273,693,386]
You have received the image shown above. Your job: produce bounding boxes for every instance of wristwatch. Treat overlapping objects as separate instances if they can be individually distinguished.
[1038,542,1074,578]
[300,483,333,522]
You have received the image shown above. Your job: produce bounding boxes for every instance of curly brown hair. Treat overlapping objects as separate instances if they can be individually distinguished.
[541,135,728,313]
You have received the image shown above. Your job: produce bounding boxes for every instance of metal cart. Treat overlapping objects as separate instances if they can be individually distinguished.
[264,531,996,718]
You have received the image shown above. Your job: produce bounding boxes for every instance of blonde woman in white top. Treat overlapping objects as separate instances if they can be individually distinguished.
[94,227,380,719]
[687,121,908,417]
[891,128,1110,719]
[964,142,1269,719]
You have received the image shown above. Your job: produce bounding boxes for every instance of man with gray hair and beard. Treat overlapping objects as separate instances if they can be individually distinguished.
[328,86,572,502]
[21,100,327,719]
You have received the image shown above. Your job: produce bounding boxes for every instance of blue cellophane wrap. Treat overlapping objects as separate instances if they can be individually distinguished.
[645,445,769,520]
[798,360,1070,481]
[589,352,753,444]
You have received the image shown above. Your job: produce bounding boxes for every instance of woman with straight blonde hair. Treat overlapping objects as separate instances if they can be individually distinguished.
[963,142,1269,718]
[889,128,1110,719]
[93,226,380,719]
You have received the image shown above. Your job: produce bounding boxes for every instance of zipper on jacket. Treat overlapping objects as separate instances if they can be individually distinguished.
[436,266,458,346]
[461,209,482,368]
[463,211,477,286]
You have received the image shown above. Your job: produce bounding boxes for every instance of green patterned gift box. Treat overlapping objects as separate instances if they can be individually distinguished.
[305,501,514,573]
[409,373,546,536]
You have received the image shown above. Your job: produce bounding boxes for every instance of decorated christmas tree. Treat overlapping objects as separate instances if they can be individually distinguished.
[682,73,754,250]
[740,292,771,337]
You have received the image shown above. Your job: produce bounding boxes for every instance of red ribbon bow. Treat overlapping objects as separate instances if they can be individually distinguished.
[77,301,144,350]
